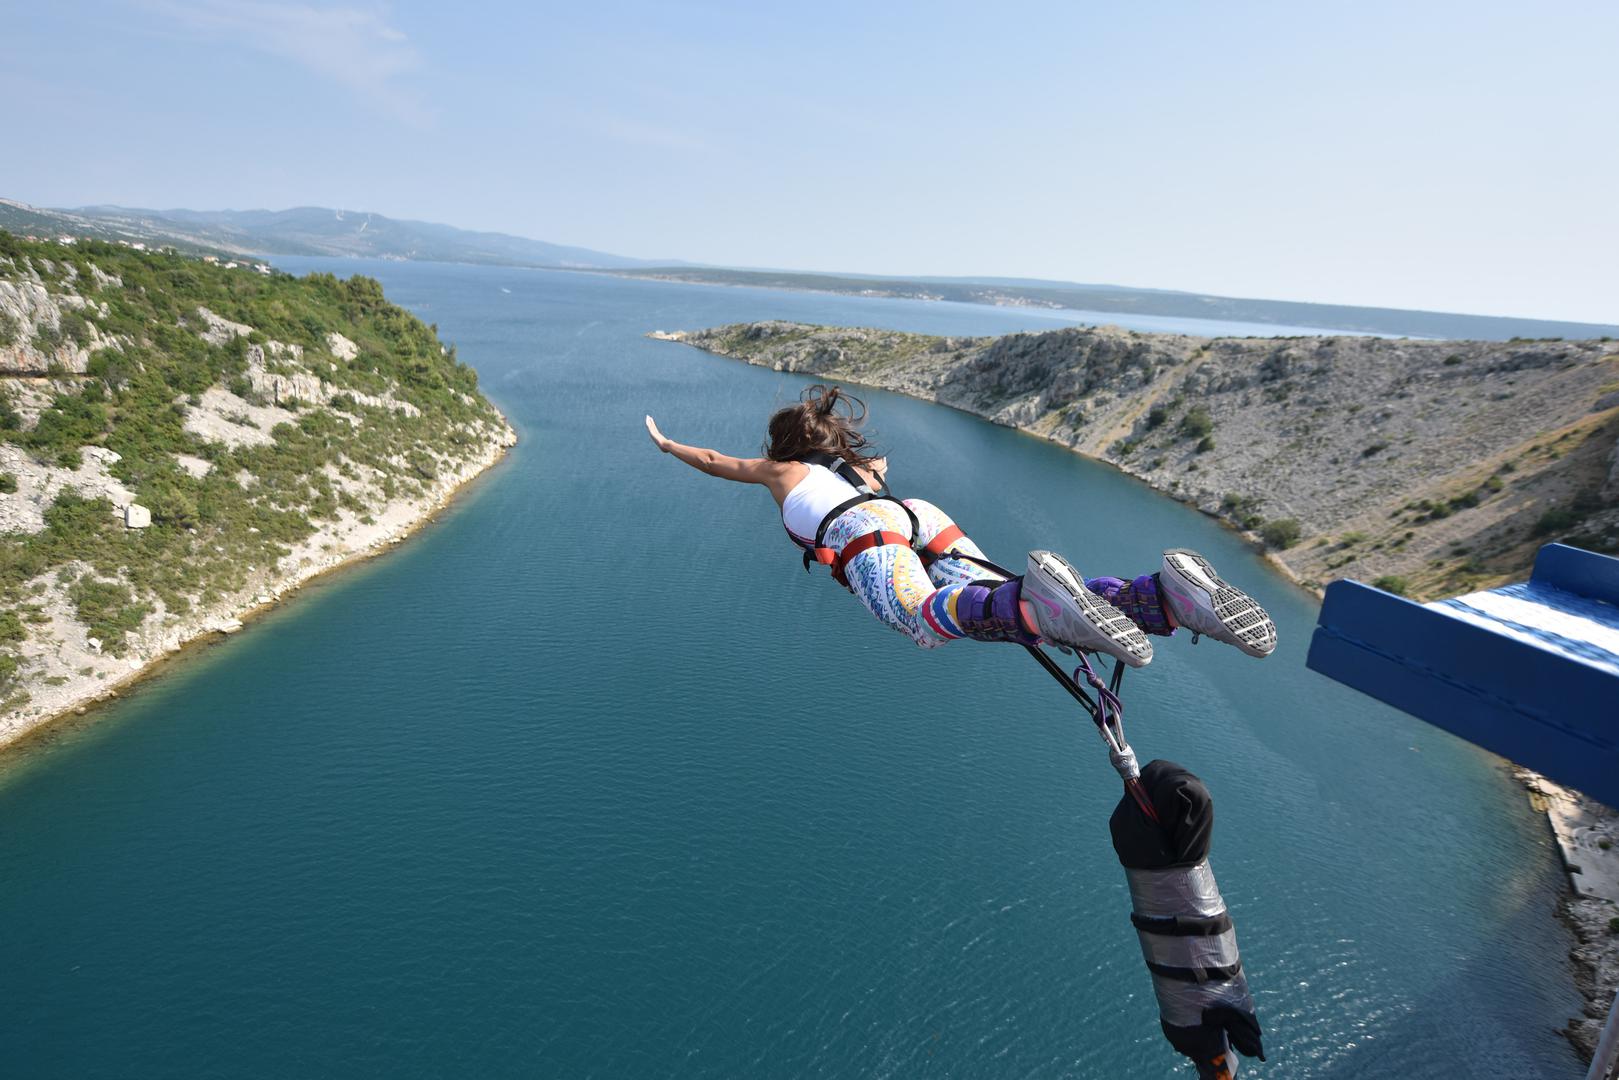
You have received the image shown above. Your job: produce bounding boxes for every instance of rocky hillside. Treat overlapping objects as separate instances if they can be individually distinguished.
[0,232,514,745]
[656,322,1619,598]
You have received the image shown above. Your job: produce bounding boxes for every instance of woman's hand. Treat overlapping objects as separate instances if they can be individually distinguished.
[645,415,672,453]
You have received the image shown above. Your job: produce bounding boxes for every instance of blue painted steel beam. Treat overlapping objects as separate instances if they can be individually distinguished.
[1307,544,1619,808]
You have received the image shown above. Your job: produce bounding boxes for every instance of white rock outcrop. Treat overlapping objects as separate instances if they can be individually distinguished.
[0,278,99,374]
[327,332,359,361]
[0,442,137,535]
[193,307,253,345]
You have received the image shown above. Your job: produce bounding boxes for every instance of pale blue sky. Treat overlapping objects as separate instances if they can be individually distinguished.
[4,1,1615,321]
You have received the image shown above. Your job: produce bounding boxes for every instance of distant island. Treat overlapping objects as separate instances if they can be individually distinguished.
[0,231,515,748]
[6,196,1614,342]
[656,321,1619,599]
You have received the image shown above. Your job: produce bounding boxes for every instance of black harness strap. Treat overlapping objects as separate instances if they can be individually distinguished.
[800,451,877,496]
[792,452,921,577]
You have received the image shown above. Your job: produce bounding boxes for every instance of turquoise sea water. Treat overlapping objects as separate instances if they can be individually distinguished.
[0,263,1584,1078]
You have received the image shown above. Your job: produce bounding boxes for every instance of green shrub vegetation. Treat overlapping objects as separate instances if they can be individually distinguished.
[0,472,15,494]
[32,322,63,354]
[1220,493,1265,531]
[59,310,92,346]
[1178,407,1214,440]
[69,575,151,656]
[1533,491,1604,538]
[1372,575,1409,596]
[1261,518,1302,549]
[0,230,503,655]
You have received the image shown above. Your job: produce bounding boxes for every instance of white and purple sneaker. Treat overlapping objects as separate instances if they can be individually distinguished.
[1158,549,1277,658]
[1023,551,1155,667]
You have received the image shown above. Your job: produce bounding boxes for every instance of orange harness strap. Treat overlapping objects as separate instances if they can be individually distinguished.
[825,529,912,587]
[919,524,965,563]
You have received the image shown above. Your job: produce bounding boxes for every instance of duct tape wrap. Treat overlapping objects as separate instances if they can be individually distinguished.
[1109,760,1265,1075]
[1125,863,1253,1029]
[1109,743,1141,781]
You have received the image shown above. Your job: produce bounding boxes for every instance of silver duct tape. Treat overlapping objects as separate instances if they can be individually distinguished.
[1136,927,1241,971]
[1150,968,1256,1029]
[1125,860,1225,919]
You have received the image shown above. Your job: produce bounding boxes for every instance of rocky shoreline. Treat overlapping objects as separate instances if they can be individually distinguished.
[1517,770,1619,1064]
[0,417,515,755]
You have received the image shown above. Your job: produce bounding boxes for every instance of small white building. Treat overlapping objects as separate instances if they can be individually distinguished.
[124,504,151,529]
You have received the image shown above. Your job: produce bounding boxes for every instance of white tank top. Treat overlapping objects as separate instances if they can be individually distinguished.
[781,463,863,545]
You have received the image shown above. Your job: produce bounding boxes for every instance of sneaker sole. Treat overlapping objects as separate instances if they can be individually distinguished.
[1163,548,1277,658]
[1028,551,1154,667]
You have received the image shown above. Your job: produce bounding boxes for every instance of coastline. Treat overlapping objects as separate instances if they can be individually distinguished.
[657,328,1619,1064]
[1518,769,1619,1062]
[0,415,517,757]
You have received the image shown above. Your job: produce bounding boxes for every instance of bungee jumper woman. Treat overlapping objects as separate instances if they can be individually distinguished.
[648,383,1271,1074]
[644,384,1278,664]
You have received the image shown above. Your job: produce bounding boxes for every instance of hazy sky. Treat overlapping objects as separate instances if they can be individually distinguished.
[4,1,1616,321]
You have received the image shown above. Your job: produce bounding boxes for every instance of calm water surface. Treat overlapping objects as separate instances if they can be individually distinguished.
[0,264,1582,1077]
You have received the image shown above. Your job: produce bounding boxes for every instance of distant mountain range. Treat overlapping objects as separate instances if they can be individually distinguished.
[4,197,1614,340]
[0,199,666,270]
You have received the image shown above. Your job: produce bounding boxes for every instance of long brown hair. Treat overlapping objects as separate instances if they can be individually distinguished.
[764,384,882,468]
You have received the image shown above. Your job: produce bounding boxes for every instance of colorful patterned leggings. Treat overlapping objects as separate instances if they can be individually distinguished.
[824,499,1171,649]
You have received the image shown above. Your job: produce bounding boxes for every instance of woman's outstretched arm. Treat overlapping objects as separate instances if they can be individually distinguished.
[646,416,792,491]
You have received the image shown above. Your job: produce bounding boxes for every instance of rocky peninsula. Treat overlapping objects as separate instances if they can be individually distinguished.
[0,233,515,750]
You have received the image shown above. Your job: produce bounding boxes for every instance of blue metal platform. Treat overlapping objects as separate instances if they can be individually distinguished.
[1307,543,1619,809]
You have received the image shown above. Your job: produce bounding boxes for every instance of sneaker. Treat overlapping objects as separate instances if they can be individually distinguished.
[1158,549,1277,658]
[1022,551,1154,667]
